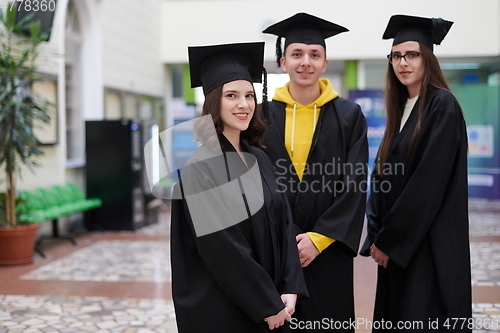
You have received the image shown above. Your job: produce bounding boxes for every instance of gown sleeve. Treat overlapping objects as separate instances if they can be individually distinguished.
[177,162,286,323]
[279,190,310,298]
[373,99,464,268]
[359,172,383,256]
[310,104,369,255]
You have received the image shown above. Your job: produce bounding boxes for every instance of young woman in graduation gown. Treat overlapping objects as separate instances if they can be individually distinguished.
[360,15,472,332]
[170,42,308,333]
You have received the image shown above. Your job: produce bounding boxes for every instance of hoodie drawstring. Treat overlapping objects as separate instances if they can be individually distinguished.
[313,103,317,132]
[291,103,297,157]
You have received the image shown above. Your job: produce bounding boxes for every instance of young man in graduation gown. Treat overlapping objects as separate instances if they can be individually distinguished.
[262,13,368,332]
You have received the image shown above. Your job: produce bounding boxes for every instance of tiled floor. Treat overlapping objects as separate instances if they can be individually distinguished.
[1,199,499,332]
[473,303,500,333]
[461,199,500,333]
[0,295,177,333]
[20,240,171,283]
[470,213,500,237]
[471,243,500,287]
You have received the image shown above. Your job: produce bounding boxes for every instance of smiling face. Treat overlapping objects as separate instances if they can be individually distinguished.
[219,80,256,138]
[391,41,425,98]
[280,43,328,88]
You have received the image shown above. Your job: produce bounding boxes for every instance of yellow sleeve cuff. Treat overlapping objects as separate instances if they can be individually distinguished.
[307,232,336,253]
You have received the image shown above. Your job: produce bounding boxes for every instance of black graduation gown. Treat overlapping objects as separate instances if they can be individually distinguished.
[262,97,368,331]
[171,135,309,333]
[360,88,472,332]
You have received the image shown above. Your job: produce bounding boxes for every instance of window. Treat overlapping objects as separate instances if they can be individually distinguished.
[65,0,84,167]
[33,77,58,145]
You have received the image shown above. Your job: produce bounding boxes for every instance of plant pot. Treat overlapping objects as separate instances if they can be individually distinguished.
[0,224,39,265]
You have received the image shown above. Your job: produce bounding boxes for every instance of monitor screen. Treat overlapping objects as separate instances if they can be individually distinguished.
[13,0,57,41]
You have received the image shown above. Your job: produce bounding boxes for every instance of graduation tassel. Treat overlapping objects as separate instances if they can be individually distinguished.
[261,66,269,124]
[275,37,283,68]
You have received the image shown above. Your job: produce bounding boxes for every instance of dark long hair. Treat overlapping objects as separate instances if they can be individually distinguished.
[196,84,266,149]
[376,43,450,174]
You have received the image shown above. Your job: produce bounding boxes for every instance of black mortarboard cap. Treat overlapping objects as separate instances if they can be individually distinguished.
[383,14,453,51]
[188,42,265,96]
[262,12,348,67]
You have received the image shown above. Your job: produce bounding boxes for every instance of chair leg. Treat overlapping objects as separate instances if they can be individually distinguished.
[52,219,77,245]
[36,219,78,251]
[34,245,46,258]
[51,219,60,237]
[36,234,51,247]
[61,235,77,245]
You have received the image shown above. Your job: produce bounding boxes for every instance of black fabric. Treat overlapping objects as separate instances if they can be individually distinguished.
[262,97,368,331]
[392,28,432,50]
[262,12,348,44]
[188,42,264,96]
[360,88,472,331]
[382,14,453,50]
[284,27,326,49]
[262,12,348,67]
[171,135,309,333]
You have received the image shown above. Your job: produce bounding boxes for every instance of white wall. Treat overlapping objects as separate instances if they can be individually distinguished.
[160,0,500,63]
[99,0,164,97]
[0,0,66,191]
[2,0,499,194]
[0,0,105,190]
[73,0,103,121]
[1,0,167,194]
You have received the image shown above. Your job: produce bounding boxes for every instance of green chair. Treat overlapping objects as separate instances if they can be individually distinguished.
[17,190,50,223]
[65,183,102,211]
[51,185,82,214]
[17,184,103,258]
[36,188,74,217]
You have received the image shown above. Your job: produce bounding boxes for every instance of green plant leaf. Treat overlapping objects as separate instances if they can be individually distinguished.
[0,9,51,226]
[4,4,16,30]
[29,21,42,42]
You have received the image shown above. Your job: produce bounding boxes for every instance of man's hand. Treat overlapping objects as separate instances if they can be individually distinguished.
[296,233,320,267]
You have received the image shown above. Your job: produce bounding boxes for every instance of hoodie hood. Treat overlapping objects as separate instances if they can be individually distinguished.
[273,78,339,107]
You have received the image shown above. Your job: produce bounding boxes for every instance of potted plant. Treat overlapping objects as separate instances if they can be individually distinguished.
[0,7,51,264]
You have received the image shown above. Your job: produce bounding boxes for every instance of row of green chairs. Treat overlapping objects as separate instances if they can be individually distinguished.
[17,183,102,258]
[18,183,102,223]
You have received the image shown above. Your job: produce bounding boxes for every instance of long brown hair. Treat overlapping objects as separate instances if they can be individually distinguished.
[197,84,266,149]
[376,43,450,174]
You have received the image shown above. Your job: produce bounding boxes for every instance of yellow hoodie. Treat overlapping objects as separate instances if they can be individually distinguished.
[273,78,338,253]
[273,78,338,180]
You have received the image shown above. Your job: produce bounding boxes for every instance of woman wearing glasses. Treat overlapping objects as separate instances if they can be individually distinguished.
[360,15,472,331]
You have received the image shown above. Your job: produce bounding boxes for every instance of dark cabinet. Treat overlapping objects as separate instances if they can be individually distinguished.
[85,120,151,230]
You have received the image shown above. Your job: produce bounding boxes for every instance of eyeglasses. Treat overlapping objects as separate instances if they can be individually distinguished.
[387,51,423,64]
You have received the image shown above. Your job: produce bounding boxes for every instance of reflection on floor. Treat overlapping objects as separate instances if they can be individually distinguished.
[20,241,171,283]
[472,303,500,333]
[17,240,500,287]
[0,199,499,332]
[471,243,500,286]
[0,295,176,333]
[469,199,500,237]
[470,213,500,237]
